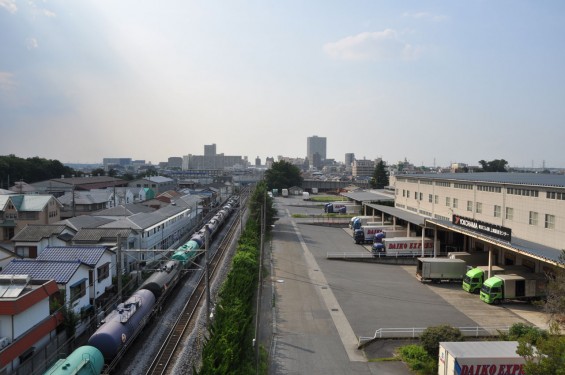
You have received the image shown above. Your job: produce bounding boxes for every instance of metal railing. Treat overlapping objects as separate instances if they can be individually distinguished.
[358,326,510,347]
[326,252,373,259]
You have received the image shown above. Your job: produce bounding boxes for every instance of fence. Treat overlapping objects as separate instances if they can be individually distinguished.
[358,326,510,347]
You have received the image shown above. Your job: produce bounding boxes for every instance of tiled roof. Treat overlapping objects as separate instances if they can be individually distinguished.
[94,204,154,216]
[0,259,84,284]
[56,215,116,230]
[11,225,70,242]
[38,246,107,266]
[73,228,132,242]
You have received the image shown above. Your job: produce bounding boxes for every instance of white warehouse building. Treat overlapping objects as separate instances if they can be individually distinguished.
[358,173,564,274]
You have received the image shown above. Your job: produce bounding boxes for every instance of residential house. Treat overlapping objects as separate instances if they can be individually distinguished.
[57,190,109,218]
[30,176,128,197]
[37,246,115,310]
[128,176,176,196]
[1,259,94,336]
[11,224,76,258]
[0,276,60,374]
[0,195,62,242]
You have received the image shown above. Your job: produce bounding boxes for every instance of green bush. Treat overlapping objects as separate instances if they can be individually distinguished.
[420,325,463,359]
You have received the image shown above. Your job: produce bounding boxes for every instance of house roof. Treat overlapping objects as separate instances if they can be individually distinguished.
[144,176,174,183]
[56,215,116,231]
[94,203,154,216]
[57,190,109,205]
[0,195,59,212]
[38,246,108,266]
[11,224,71,242]
[72,228,132,243]
[1,259,86,284]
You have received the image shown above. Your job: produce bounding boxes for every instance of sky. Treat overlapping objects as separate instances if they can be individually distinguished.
[1,1,565,168]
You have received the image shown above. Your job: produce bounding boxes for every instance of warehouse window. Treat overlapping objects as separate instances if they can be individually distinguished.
[505,207,514,220]
[453,198,458,208]
[475,202,482,214]
[529,211,538,226]
[434,195,439,204]
[494,205,501,218]
[428,194,433,203]
[446,197,451,207]
[467,201,473,212]
[545,214,555,229]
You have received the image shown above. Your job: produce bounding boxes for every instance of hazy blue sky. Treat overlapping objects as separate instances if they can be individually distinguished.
[1,1,564,168]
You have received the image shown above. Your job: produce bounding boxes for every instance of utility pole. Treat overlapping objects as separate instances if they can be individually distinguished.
[117,234,122,301]
[205,229,211,328]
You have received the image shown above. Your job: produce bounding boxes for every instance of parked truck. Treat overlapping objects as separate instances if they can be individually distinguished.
[462,265,505,293]
[373,237,438,257]
[353,225,400,244]
[480,273,547,304]
[349,216,378,229]
[416,258,468,283]
[462,265,528,294]
[281,188,289,197]
[324,203,346,214]
[370,229,413,251]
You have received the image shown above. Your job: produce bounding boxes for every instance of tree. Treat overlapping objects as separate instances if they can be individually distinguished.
[478,159,509,172]
[543,250,565,328]
[264,160,303,191]
[91,168,106,176]
[371,160,389,189]
[420,325,464,359]
[248,181,277,232]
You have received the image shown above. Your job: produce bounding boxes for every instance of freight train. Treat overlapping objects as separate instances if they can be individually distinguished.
[44,196,239,375]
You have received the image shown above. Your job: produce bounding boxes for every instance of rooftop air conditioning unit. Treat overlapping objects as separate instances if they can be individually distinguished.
[0,337,11,349]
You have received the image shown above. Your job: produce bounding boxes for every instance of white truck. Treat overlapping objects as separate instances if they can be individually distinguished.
[416,258,468,283]
[281,188,289,197]
[373,237,438,257]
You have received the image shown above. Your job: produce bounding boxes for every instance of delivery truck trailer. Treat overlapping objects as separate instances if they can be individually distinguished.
[416,258,468,283]
[373,237,438,257]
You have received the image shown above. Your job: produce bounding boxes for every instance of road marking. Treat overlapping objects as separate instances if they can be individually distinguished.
[287,211,366,362]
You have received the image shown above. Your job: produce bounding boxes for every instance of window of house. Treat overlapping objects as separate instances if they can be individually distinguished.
[476,202,482,214]
[467,201,473,212]
[505,207,514,220]
[494,205,501,218]
[545,214,555,229]
[70,279,86,301]
[529,211,538,226]
[97,262,110,282]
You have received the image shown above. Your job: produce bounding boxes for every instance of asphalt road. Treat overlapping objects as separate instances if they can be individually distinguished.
[265,196,545,374]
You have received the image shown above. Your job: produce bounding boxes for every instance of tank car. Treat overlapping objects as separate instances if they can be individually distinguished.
[88,289,156,360]
[43,345,104,375]
[138,260,181,300]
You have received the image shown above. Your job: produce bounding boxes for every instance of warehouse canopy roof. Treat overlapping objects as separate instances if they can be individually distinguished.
[365,204,427,226]
[427,218,564,266]
[341,190,395,203]
[396,172,565,188]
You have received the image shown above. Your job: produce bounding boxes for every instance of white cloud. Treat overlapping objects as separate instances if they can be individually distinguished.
[403,11,448,22]
[26,37,39,49]
[0,72,16,91]
[0,0,17,13]
[323,29,420,61]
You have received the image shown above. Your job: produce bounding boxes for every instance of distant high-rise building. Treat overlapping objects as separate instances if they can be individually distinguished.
[307,136,326,167]
[255,156,261,167]
[345,153,355,167]
[204,144,216,156]
[168,157,183,168]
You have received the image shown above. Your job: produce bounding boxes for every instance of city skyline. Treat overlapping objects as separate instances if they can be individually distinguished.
[1,1,565,168]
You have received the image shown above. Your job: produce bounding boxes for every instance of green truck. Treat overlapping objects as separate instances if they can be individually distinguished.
[479,273,547,304]
[462,265,505,293]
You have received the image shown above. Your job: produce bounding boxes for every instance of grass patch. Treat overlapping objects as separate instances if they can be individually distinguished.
[368,357,400,362]
[397,344,437,375]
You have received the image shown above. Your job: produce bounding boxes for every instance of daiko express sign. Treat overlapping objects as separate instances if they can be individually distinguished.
[455,361,525,375]
[452,215,512,242]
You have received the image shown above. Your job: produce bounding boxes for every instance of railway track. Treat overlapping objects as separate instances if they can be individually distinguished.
[145,203,245,375]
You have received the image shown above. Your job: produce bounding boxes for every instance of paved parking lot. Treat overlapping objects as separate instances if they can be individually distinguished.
[268,197,550,374]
